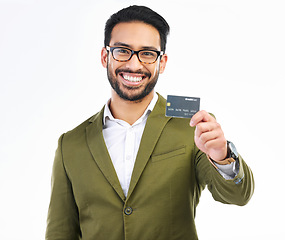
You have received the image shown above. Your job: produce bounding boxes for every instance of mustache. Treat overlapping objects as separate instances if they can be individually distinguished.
[115,69,151,78]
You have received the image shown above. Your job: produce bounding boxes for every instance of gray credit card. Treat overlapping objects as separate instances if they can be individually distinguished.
[165,95,200,118]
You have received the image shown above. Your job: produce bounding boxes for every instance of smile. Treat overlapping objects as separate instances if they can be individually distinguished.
[122,75,143,82]
[121,73,144,83]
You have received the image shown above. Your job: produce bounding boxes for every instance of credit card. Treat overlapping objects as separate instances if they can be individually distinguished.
[165,95,200,118]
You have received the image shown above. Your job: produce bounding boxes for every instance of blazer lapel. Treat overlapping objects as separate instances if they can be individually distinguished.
[127,94,171,199]
[86,108,125,201]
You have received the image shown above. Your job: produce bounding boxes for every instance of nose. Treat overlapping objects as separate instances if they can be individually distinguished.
[125,53,143,70]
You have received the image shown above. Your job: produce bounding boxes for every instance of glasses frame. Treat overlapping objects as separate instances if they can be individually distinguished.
[106,46,164,64]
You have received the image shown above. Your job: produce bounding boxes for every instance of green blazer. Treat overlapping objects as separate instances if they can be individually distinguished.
[46,94,254,240]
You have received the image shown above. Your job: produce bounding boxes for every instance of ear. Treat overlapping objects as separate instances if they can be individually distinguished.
[101,47,108,68]
[159,54,168,74]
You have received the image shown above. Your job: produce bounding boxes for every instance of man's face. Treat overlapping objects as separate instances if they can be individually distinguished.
[101,22,168,102]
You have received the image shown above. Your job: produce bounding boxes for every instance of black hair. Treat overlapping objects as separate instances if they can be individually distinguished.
[104,5,170,52]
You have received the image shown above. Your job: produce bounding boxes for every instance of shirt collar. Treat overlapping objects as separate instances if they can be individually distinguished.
[103,92,159,126]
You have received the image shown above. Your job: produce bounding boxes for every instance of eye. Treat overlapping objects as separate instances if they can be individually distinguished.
[140,51,157,59]
[140,51,156,57]
[115,48,131,55]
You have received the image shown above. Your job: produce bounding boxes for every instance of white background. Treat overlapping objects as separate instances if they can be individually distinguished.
[0,0,284,239]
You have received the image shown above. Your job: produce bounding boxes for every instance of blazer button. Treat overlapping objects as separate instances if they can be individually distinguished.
[124,207,133,215]
[234,178,242,184]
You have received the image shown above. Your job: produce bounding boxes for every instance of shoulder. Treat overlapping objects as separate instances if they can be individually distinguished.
[62,106,104,142]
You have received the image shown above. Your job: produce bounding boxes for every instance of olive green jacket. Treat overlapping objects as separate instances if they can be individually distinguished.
[45,94,254,240]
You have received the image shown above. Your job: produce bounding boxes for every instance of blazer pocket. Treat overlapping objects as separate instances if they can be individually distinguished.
[152,146,186,162]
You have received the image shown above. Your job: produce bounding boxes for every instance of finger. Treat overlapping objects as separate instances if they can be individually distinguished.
[195,122,221,138]
[190,110,215,127]
[195,131,227,158]
[204,137,227,151]
[196,128,221,146]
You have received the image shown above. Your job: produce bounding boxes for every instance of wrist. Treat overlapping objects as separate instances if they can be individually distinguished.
[207,141,239,168]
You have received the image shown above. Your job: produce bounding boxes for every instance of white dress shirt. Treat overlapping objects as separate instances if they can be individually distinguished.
[102,94,158,197]
[102,93,237,197]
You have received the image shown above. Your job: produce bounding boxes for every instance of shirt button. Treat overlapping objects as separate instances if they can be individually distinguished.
[234,178,242,184]
[124,207,133,215]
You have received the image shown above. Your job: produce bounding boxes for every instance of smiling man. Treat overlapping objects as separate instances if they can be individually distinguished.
[104,22,164,102]
[46,5,254,240]
[102,20,168,125]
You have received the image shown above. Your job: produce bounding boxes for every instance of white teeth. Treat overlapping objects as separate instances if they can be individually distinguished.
[123,75,143,82]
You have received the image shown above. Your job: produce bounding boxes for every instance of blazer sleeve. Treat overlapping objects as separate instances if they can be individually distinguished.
[194,144,254,206]
[45,134,81,240]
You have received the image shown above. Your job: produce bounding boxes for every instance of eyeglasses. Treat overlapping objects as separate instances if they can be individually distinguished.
[106,46,164,64]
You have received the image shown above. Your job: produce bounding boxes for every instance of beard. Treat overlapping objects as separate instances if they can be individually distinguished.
[107,66,159,102]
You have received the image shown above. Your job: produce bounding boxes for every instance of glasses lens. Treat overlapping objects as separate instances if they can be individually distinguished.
[112,48,132,61]
[139,50,158,64]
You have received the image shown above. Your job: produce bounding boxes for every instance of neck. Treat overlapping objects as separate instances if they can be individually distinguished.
[109,90,155,125]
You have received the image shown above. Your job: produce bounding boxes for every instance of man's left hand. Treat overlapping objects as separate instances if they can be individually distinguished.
[190,110,227,162]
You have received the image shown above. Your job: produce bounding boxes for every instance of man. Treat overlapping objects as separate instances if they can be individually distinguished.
[46,5,254,240]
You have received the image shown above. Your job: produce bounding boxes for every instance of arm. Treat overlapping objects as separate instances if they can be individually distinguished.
[195,147,254,205]
[45,134,81,240]
[191,111,254,205]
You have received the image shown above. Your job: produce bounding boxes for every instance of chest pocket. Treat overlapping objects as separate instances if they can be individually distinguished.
[151,146,186,162]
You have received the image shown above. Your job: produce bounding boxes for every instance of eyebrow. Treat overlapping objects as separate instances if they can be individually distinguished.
[113,42,160,51]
